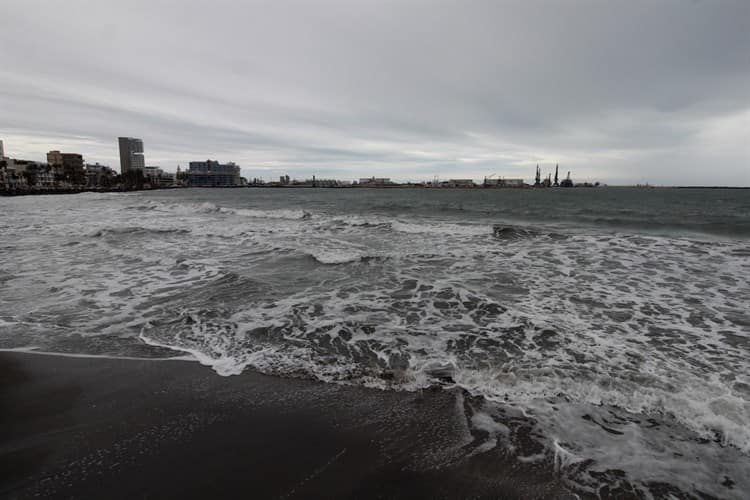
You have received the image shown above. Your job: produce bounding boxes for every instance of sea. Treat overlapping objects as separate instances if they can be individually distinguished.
[1,187,749,498]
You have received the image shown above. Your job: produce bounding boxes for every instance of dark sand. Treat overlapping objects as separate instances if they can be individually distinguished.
[0,352,569,499]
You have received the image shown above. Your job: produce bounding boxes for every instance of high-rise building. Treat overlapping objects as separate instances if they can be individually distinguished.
[0,140,5,159]
[118,137,145,174]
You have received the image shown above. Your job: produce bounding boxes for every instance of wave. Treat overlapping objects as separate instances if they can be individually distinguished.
[326,216,393,230]
[138,316,750,456]
[491,225,540,239]
[588,217,750,239]
[307,249,387,265]
[132,260,750,459]
[0,317,18,327]
[88,226,191,237]
[391,221,491,236]
[125,200,311,220]
[220,207,311,220]
[308,249,366,264]
[140,328,750,466]
[124,200,220,214]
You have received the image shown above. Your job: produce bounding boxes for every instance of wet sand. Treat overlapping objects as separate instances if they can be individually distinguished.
[0,351,568,499]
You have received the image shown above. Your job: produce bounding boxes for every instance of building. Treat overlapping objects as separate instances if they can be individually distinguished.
[358,177,393,186]
[447,179,475,187]
[47,150,85,185]
[0,165,27,192]
[502,178,524,187]
[187,160,241,187]
[0,158,51,192]
[118,137,146,189]
[85,163,117,189]
[143,166,176,188]
[0,140,5,159]
[118,137,145,174]
[484,178,525,188]
[308,178,343,187]
[34,167,57,190]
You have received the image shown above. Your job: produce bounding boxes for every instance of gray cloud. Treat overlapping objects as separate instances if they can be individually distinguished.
[1,0,748,185]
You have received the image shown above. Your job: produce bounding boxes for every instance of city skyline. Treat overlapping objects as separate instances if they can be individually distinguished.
[0,135,578,186]
[1,1,749,186]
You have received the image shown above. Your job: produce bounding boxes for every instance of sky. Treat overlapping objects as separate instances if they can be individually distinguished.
[1,0,749,185]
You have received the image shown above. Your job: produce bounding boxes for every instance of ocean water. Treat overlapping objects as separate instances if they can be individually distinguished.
[1,187,749,498]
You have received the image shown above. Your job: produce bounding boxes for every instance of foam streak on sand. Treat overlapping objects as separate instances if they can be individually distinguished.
[0,346,196,362]
[1,188,749,498]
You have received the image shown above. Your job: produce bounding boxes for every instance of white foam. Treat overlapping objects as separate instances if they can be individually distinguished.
[220,207,310,220]
[391,220,491,236]
[134,200,311,220]
[0,346,195,362]
[309,249,364,264]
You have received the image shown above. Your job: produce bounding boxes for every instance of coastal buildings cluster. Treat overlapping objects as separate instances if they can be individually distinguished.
[0,137,246,194]
[1,136,592,195]
[250,171,586,189]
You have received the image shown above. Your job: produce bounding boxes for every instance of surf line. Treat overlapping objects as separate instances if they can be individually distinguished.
[0,346,196,362]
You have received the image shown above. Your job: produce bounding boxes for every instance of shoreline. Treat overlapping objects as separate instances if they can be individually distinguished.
[0,186,184,197]
[0,346,196,362]
[3,185,748,198]
[0,351,571,499]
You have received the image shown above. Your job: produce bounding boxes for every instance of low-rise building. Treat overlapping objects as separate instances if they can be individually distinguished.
[187,160,241,187]
[446,179,476,187]
[85,163,118,189]
[47,150,85,186]
[309,178,343,187]
[485,178,524,188]
[143,166,176,188]
[34,168,56,190]
[0,159,57,192]
[358,177,393,186]
[0,169,27,191]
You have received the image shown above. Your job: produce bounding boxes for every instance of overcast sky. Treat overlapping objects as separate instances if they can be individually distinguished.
[2,0,749,185]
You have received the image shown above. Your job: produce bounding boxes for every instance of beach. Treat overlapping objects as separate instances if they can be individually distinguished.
[0,351,570,499]
[1,188,748,498]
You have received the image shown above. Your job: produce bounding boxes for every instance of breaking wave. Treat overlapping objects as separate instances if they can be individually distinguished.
[126,200,310,220]
[219,207,311,220]
[391,220,491,236]
[492,224,541,239]
[89,226,191,237]
[308,249,368,265]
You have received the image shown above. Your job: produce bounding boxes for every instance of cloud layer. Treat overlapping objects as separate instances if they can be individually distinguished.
[2,0,749,185]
